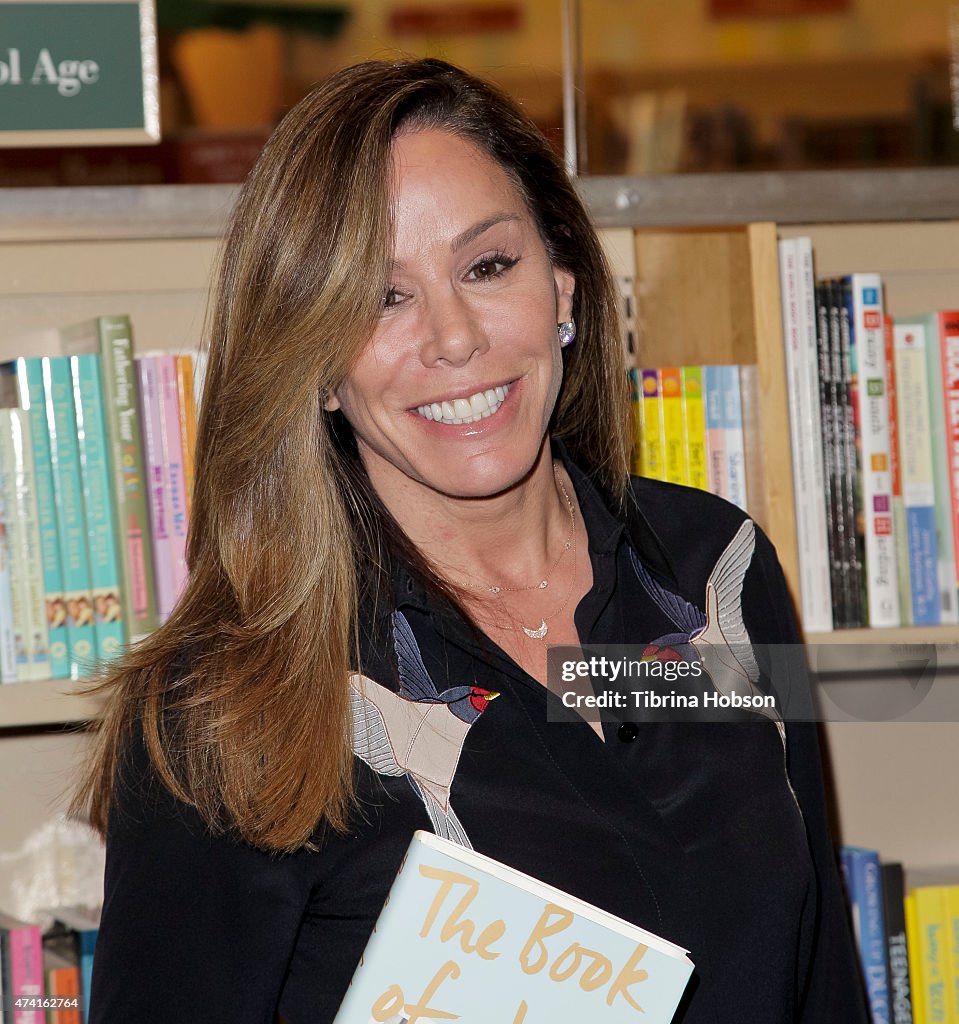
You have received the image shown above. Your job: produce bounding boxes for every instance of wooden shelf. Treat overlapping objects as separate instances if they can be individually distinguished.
[0,677,104,729]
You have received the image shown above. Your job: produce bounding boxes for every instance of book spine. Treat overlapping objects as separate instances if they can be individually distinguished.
[843,274,901,627]
[175,354,197,515]
[10,359,69,678]
[881,864,914,1024]
[892,320,940,625]
[0,482,18,682]
[922,313,959,624]
[914,887,950,1023]
[905,894,926,1024]
[681,366,708,491]
[704,365,728,500]
[884,316,913,626]
[628,367,642,475]
[739,365,766,524]
[937,310,959,621]
[96,317,159,643]
[0,412,41,681]
[844,848,892,1024]
[816,283,844,626]
[721,364,748,512]
[947,886,959,1021]
[42,357,96,678]
[780,238,832,631]
[71,355,126,663]
[5,922,45,1023]
[136,356,176,620]
[660,367,687,485]
[158,355,189,604]
[639,368,665,480]
[0,410,50,679]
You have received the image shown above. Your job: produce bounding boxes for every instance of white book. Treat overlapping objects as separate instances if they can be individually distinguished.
[844,274,901,627]
[778,238,833,632]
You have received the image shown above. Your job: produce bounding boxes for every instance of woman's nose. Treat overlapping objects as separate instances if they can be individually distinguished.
[418,290,490,368]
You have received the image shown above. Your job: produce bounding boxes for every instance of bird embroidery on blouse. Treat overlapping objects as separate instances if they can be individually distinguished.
[630,518,785,740]
[349,610,498,849]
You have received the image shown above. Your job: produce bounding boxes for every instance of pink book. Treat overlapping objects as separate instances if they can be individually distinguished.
[0,913,45,1023]
[136,355,177,620]
[158,355,189,602]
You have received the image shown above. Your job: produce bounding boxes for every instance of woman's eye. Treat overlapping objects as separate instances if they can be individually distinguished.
[383,288,401,309]
[468,255,517,281]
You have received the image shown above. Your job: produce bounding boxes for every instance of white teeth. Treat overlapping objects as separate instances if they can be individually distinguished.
[415,383,511,425]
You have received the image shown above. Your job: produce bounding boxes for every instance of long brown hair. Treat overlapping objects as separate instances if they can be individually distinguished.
[72,58,631,853]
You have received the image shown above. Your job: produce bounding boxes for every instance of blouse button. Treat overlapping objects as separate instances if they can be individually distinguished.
[617,721,639,743]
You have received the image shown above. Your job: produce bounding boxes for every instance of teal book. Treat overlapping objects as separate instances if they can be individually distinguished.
[333,831,694,1024]
[1,358,70,678]
[71,354,126,663]
[42,356,97,679]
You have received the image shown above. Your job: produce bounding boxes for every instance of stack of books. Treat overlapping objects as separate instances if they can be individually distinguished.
[0,315,206,682]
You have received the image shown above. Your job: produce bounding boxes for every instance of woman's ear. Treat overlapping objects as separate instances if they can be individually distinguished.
[323,389,341,412]
[553,267,575,324]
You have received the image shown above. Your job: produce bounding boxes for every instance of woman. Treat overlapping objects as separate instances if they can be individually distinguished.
[75,59,867,1022]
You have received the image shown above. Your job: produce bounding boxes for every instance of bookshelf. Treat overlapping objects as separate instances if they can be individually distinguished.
[0,173,956,884]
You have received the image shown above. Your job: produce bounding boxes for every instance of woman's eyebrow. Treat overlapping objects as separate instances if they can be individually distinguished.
[450,212,521,252]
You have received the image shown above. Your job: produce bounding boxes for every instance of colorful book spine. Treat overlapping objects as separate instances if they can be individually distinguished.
[0,913,45,1023]
[842,274,900,627]
[739,365,766,524]
[627,368,642,475]
[881,864,914,1024]
[905,894,926,1024]
[175,353,198,514]
[918,312,959,624]
[60,316,160,644]
[42,949,81,1024]
[660,367,687,485]
[639,368,665,481]
[892,320,940,625]
[936,310,959,619]
[704,365,728,500]
[0,410,50,679]
[913,887,951,1023]
[779,238,832,631]
[136,355,176,620]
[42,357,96,678]
[884,317,913,626]
[841,847,891,1024]
[71,355,126,662]
[681,366,708,491]
[721,364,748,512]
[158,354,189,603]
[0,496,18,682]
[948,887,959,1021]
[5,359,70,678]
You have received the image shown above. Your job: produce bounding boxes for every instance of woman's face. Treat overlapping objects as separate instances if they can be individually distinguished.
[327,128,575,503]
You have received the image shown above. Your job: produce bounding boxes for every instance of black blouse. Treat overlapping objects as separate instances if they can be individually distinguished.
[91,449,869,1024]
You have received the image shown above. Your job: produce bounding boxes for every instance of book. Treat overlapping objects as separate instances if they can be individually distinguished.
[842,274,901,627]
[333,831,694,1024]
[721,364,748,512]
[41,948,81,1024]
[841,847,891,1024]
[935,310,959,623]
[628,368,642,475]
[42,357,97,678]
[60,315,160,644]
[779,237,832,632]
[880,864,914,1024]
[884,317,913,626]
[175,353,198,514]
[638,369,665,481]
[892,320,940,625]
[681,366,708,491]
[704,365,728,503]
[0,911,45,1023]
[905,893,925,1024]
[912,886,952,1023]
[44,906,99,1023]
[0,409,50,680]
[660,367,686,486]
[156,354,189,603]
[2,358,70,678]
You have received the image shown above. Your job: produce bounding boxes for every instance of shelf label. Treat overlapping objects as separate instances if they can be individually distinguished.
[0,0,158,146]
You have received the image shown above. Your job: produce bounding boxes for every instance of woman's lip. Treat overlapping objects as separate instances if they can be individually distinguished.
[409,377,520,435]
[408,379,516,410]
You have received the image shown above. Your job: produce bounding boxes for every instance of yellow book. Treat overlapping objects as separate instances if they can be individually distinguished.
[660,367,686,485]
[174,354,197,514]
[906,893,926,1024]
[948,886,959,1023]
[681,366,708,491]
[639,369,665,480]
[915,886,952,1022]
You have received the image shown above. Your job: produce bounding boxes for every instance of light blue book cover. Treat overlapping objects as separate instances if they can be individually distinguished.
[42,356,96,679]
[71,354,126,663]
[2,358,70,678]
[841,847,891,1024]
[334,832,694,1024]
[720,365,748,513]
